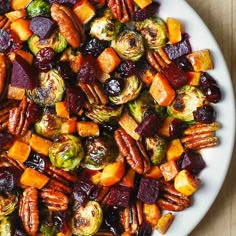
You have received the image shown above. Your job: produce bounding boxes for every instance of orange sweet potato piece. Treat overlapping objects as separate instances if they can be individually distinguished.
[167,17,182,44]
[134,0,152,9]
[16,50,34,65]
[7,84,25,100]
[120,168,136,188]
[97,47,121,74]
[11,0,32,10]
[20,168,49,189]
[55,101,70,118]
[61,117,77,134]
[145,166,163,179]
[160,160,179,182]
[187,72,201,86]
[29,134,52,156]
[5,9,27,22]
[77,121,99,137]
[166,139,184,161]
[143,203,161,227]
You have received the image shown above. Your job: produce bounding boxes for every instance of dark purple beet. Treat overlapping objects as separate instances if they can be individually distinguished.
[161,62,189,89]
[164,37,192,60]
[30,17,56,39]
[0,0,10,15]
[135,114,162,137]
[11,54,38,90]
[174,56,194,72]
[169,118,186,139]
[48,0,77,5]
[137,221,153,236]
[137,177,159,204]
[0,131,15,148]
[133,2,160,21]
[104,78,124,96]
[181,150,206,175]
[193,104,216,124]
[0,29,11,53]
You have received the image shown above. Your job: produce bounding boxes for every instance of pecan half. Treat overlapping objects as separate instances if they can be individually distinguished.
[157,181,190,211]
[0,16,11,30]
[114,128,151,174]
[0,53,9,101]
[51,3,85,48]
[19,187,39,236]
[108,0,134,23]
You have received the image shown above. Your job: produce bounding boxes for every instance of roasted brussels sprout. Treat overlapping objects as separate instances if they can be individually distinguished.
[135,18,168,50]
[49,135,84,171]
[82,134,119,170]
[0,217,11,236]
[34,113,62,139]
[85,104,123,124]
[109,75,142,105]
[39,223,58,236]
[28,31,67,55]
[145,135,167,165]
[0,193,18,220]
[128,90,167,123]
[111,30,144,61]
[27,69,65,107]
[72,201,102,236]
[27,0,50,18]
[167,85,206,122]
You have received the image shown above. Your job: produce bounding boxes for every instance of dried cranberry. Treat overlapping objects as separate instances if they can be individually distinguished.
[193,105,216,124]
[205,85,222,103]
[100,123,119,133]
[169,118,186,139]
[0,29,11,53]
[36,47,56,63]
[137,221,153,236]
[175,56,194,72]
[0,131,14,148]
[53,211,71,234]
[57,61,76,81]
[116,60,136,78]
[199,72,217,90]
[77,55,97,84]
[133,2,160,21]
[26,102,42,123]
[104,78,124,96]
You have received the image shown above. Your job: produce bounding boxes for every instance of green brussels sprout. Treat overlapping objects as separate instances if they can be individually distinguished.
[28,32,67,55]
[128,90,167,123]
[39,223,58,236]
[145,135,167,165]
[27,0,50,18]
[85,104,123,124]
[135,18,168,50]
[111,30,144,61]
[72,201,102,236]
[0,193,18,220]
[35,113,62,139]
[0,217,12,236]
[109,75,142,105]
[82,134,119,170]
[27,69,65,106]
[49,135,84,171]
[167,85,206,122]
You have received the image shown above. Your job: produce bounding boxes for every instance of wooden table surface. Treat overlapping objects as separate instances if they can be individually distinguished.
[185,0,236,235]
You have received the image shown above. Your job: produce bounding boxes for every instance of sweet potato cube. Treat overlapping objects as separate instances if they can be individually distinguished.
[29,134,52,156]
[160,160,179,182]
[158,116,174,137]
[157,212,175,234]
[167,17,182,44]
[187,72,201,86]
[139,65,156,86]
[174,169,199,196]
[55,101,70,118]
[134,0,152,9]
[120,168,136,188]
[73,0,95,24]
[149,73,176,106]
[119,112,140,141]
[8,140,31,163]
[145,166,163,179]
[143,203,161,227]
[77,121,99,137]
[5,9,27,22]
[166,139,184,161]
[7,84,25,100]
[20,168,49,189]
[16,50,34,65]
[10,18,33,41]
[61,118,77,134]
[11,0,32,10]
[97,48,121,74]
[187,49,213,72]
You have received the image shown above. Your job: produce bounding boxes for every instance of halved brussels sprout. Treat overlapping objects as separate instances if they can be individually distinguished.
[0,193,18,220]
[28,31,67,55]
[39,223,58,236]
[27,0,50,18]
[82,134,119,170]
[72,201,102,236]
[111,30,144,61]
[135,18,168,50]
[128,90,167,123]
[27,69,65,107]
[0,217,12,236]
[109,75,142,105]
[49,135,84,171]
[167,85,206,122]
[85,104,123,124]
[145,135,167,165]
[35,113,62,139]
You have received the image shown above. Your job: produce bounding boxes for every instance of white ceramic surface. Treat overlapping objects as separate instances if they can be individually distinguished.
[153,0,235,235]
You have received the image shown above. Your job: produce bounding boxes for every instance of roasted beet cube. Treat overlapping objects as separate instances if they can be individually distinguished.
[30,17,56,39]
[103,185,131,208]
[137,221,153,236]
[164,37,192,60]
[137,177,159,204]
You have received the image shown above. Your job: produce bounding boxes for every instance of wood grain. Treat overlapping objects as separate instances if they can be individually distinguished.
[186,0,236,235]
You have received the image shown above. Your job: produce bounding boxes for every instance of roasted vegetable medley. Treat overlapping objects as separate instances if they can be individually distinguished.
[0,0,222,235]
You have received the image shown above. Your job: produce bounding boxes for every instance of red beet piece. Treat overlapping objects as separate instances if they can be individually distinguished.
[193,104,216,124]
[163,37,192,60]
[30,17,56,39]
[133,2,160,21]
[161,62,189,89]
[137,177,159,204]
[181,150,206,175]
[11,54,38,90]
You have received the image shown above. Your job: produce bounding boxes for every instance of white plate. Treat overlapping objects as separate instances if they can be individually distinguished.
[153,0,235,235]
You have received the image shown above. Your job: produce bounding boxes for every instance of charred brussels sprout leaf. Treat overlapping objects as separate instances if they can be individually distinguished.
[111,30,144,61]
[0,217,12,236]
[167,85,206,122]
[0,193,18,220]
[109,75,142,105]
[72,201,102,236]
[145,135,167,165]
[27,0,50,18]
[135,18,168,50]
[39,223,58,236]
[27,69,65,107]
[49,135,84,171]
